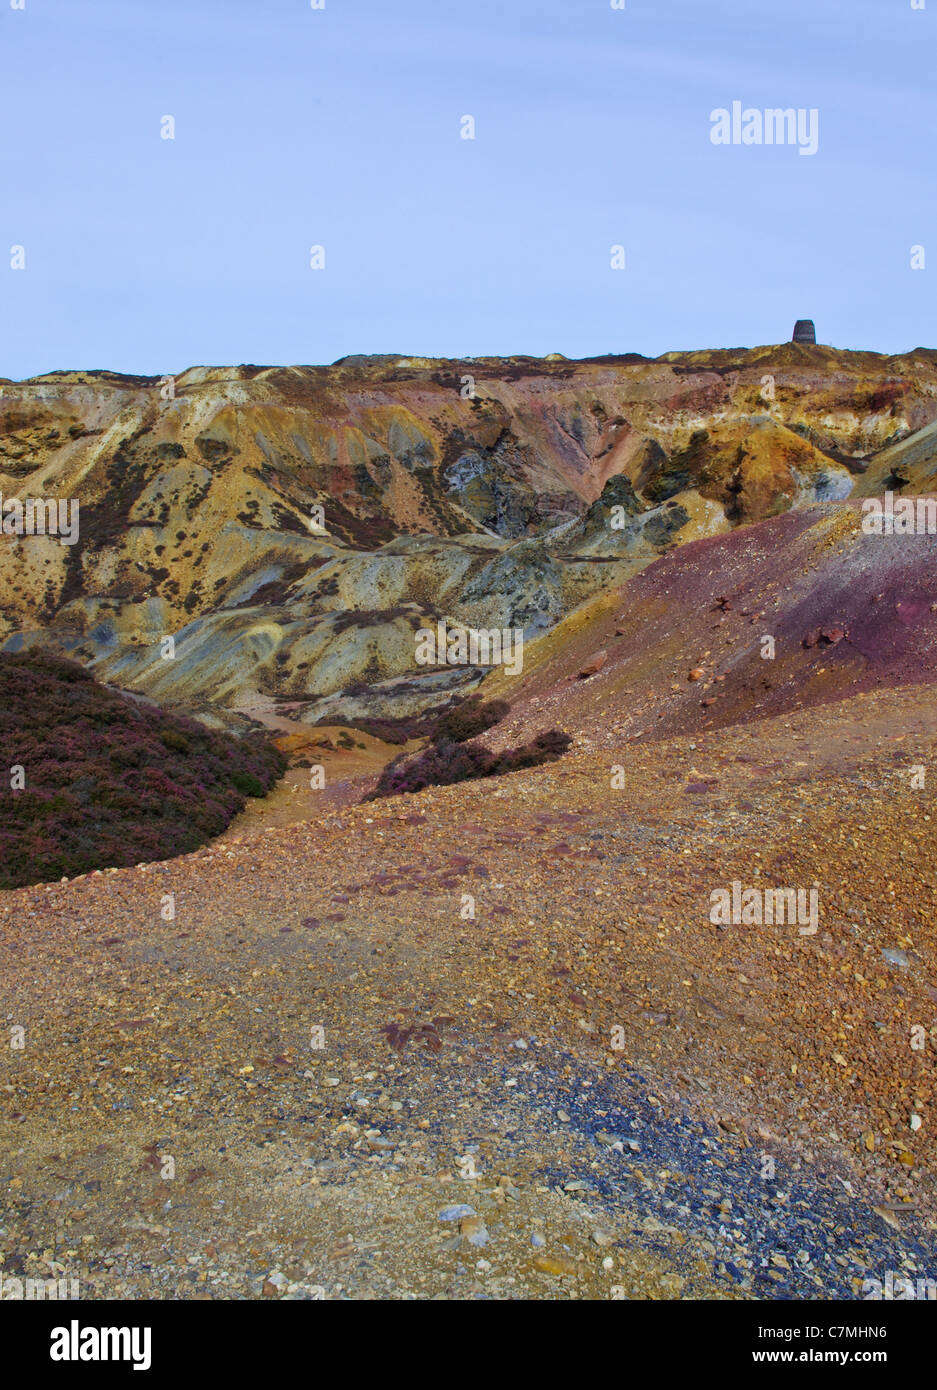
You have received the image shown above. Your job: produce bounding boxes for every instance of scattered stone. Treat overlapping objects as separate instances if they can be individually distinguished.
[438,1205,476,1223]
[532,1254,578,1277]
[578,651,607,679]
[460,1216,489,1247]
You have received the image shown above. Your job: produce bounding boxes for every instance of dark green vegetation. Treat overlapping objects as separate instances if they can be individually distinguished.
[0,651,286,888]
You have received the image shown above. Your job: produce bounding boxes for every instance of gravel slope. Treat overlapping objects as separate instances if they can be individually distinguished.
[1,684,934,1299]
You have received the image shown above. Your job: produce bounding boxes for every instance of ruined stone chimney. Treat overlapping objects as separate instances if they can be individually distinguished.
[792,319,816,344]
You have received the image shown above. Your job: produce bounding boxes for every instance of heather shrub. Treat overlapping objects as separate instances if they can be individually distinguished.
[428,696,511,745]
[325,694,511,747]
[313,713,423,745]
[498,728,572,770]
[0,650,286,888]
[231,770,265,798]
[365,729,571,801]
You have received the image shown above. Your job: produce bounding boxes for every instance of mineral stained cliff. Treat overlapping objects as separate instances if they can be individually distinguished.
[2,343,935,729]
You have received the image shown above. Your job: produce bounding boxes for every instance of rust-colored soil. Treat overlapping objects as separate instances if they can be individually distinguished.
[1,682,934,1299]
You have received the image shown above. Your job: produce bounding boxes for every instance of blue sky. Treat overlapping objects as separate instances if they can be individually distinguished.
[1,0,934,377]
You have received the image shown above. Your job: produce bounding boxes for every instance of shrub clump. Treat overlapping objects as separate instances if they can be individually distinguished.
[365,729,571,801]
[428,696,511,745]
[326,695,512,747]
[0,650,286,888]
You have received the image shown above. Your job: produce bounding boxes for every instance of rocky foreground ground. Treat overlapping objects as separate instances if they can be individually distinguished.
[1,682,934,1300]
